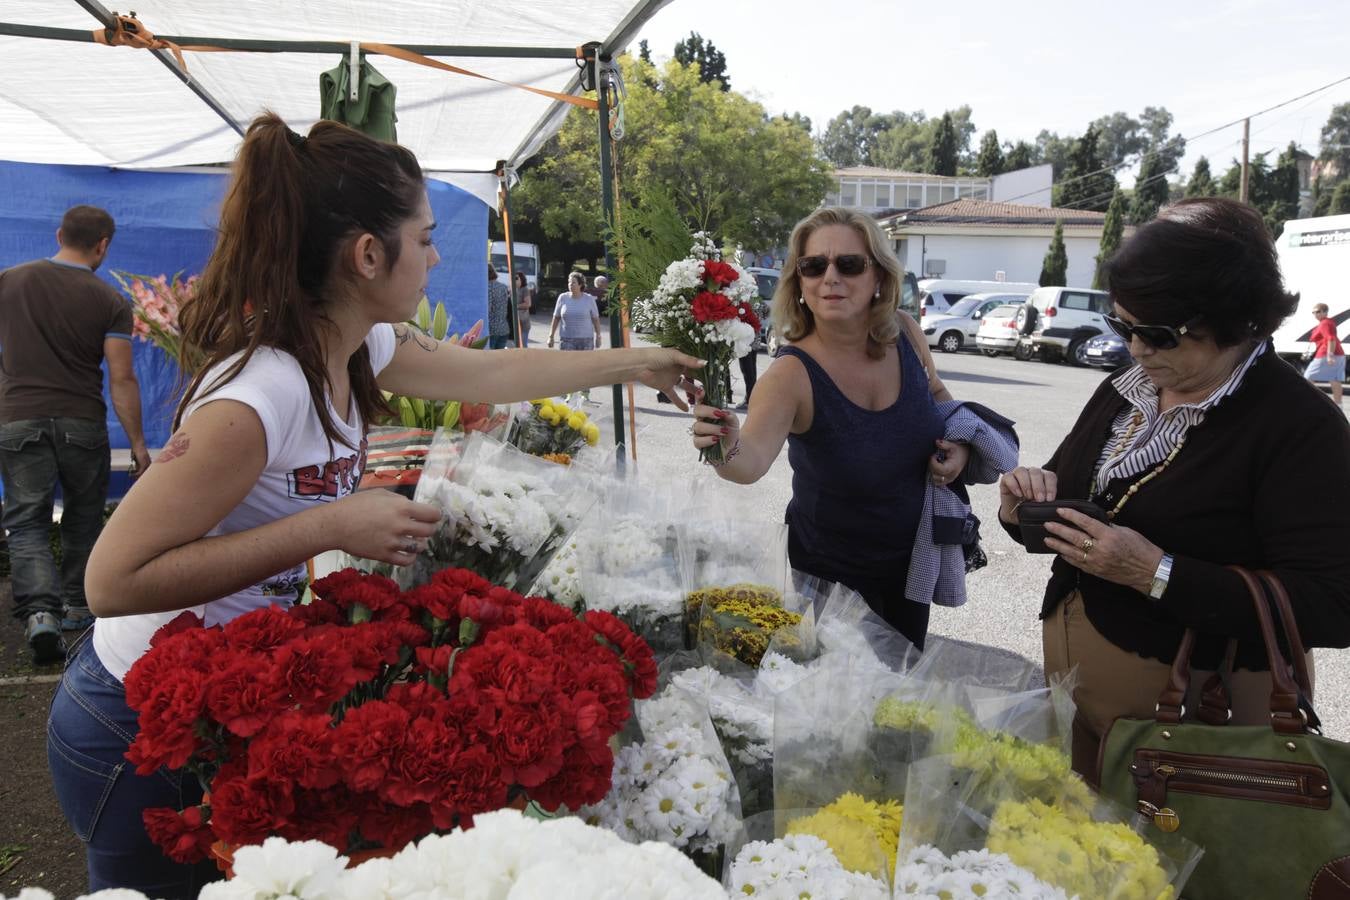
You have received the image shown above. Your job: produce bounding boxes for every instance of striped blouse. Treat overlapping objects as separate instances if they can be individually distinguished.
[1092,342,1266,494]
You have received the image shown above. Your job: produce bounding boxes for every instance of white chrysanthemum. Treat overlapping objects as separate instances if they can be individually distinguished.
[201,837,348,900]
[333,856,394,900]
[74,891,153,900]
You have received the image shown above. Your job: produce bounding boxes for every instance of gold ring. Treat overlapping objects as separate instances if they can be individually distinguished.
[1081,549,1089,563]
[1080,538,1095,553]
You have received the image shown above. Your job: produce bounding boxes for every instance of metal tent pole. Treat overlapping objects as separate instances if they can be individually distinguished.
[593,50,627,456]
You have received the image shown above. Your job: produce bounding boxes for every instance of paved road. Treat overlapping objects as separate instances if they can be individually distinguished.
[600,335,1348,740]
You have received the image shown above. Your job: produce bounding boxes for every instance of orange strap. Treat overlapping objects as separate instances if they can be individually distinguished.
[362,42,598,110]
[89,15,599,110]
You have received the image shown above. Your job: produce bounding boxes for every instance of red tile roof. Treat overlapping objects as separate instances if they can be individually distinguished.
[882,198,1107,228]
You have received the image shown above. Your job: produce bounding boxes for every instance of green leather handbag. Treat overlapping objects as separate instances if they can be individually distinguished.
[1098,569,1350,900]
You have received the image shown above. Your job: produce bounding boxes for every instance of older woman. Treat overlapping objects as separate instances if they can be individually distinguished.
[998,197,1350,776]
[1304,302,1344,406]
[690,207,971,648]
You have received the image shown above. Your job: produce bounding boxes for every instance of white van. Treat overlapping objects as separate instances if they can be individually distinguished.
[1271,214,1350,364]
[489,240,540,292]
[917,278,1041,319]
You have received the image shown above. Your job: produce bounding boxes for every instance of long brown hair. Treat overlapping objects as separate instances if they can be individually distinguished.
[174,113,425,449]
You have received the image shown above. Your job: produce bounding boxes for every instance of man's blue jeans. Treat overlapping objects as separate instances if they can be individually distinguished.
[0,417,110,620]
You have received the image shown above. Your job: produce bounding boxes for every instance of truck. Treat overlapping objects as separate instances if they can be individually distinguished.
[488,240,540,293]
[1271,214,1350,365]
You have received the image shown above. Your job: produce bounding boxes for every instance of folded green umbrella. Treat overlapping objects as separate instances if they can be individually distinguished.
[319,52,398,142]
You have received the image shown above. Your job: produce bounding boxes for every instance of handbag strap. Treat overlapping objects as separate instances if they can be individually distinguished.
[1155,566,1308,734]
[1256,570,1322,730]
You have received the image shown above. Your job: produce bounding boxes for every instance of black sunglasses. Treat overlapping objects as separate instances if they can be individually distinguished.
[795,254,873,278]
[1104,313,1203,350]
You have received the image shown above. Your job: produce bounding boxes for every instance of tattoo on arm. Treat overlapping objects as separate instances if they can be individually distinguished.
[156,432,190,464]
[392,323,440,353]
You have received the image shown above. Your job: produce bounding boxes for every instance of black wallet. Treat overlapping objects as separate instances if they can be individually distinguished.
[1016,500,1108,553]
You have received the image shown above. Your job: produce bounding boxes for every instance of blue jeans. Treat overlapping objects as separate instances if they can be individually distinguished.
[0,417,110,620]
[48,637,220,897]
[488,334,510,349]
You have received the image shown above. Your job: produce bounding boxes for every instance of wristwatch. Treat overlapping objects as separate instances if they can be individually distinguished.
[1148,553,1174,600]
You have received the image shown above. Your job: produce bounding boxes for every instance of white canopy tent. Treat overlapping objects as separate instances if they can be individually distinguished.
[0,0,670,206]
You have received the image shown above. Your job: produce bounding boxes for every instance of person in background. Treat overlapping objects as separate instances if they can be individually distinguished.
[513,270,534,347]
[486,263,512,349]
[997,198,1350,776]
[690,207,969,648]
[0,205,151,663]
[549,271,604,405]
[46,114,699,898]
[1303,302,1344,407]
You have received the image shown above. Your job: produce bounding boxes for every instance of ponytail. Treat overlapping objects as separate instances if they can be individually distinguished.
[176,113,424,449]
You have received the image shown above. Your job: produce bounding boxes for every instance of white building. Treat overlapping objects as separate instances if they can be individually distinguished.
[879,199,1114,288]
[826,164,1053,214]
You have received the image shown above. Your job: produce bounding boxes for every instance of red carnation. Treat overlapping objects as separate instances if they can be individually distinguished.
[530,744,614,812]
[738,302,762,334]
[205,659,288,738]
[702,260,739,287]
[246,712,341,790]
[403,583,460,621]
[691,290,740,323]
[208,774,295,846]
[126,669,211,774]
[268,630,360,710]
[430,744,507,828]
[332,700,411,792]
[356,796,435,850]
[378,715,460,806]
[221,606,307,653]
[143,804,215,863]
[148,610,204,649]
[520,596,577,629]
[277,785,360,849]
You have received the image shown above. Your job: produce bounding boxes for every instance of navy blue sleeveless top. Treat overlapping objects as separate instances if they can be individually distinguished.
[777,338,944,593]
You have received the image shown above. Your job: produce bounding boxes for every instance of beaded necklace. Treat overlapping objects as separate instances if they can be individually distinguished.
[1094,408,1187,520]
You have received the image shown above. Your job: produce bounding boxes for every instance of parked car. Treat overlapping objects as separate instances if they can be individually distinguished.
[1018,286,1113,366]
[917,278,1040,319]
[975,304,1024,356]
[1082,333,1131,369]
[923,292,1035,353]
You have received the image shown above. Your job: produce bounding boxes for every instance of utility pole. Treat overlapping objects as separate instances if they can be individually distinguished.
[1240,118,1251,203]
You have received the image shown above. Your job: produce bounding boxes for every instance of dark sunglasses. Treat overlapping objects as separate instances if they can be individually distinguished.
[795,254,873,278]
[1104,313,1203,350]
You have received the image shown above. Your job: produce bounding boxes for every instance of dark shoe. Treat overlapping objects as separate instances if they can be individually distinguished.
[656,392,674,404]
[25,612,66,664]
[61,606,96,631]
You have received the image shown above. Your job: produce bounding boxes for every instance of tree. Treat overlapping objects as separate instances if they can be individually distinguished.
[1040,220,1068,287]
[1090,111,1147,168]
[975,130,1004,177]
[819,105,895,167]
[871,111,931,171]
[672,32,729,90]
[1034,129,1076,178]
[637,39,652,65]
[779,111,813,135]
[1319,102,1350,182]
[506,56,831,262]
[927,112,959,176]
[1266,142,1303,231]
[1129,150,1170,224]
[1184,156,1215,198]
[1094,189,1125,290]
[1055,125,1117,212]
[1331,180,1350,215]
[1004,140,1036,171]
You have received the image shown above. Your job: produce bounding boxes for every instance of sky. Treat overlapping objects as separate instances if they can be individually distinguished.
[636,0,1350,180]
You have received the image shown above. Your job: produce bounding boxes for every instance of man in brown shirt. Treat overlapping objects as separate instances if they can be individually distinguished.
[0,205,150,663]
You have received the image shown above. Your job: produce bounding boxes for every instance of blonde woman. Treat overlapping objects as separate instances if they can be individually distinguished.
[690,208,968,647]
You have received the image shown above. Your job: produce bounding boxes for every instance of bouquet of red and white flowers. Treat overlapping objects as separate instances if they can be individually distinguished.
[122,566,657,865]
[630,234,761,464]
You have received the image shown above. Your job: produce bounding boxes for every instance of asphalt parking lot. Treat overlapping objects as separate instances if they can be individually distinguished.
[614,335,1349,739]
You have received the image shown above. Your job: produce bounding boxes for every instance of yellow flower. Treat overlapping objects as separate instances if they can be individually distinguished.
[529,398,548,406]
[582,422,601,446]
[566,413,586,431]
[542,410,561,426]
[787,793,903,877]
[554,402,572,419]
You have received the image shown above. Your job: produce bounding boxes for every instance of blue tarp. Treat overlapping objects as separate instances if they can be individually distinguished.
[0,161,488,498]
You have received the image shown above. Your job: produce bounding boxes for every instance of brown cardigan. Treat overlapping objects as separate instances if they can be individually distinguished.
[1003,346,1350,670]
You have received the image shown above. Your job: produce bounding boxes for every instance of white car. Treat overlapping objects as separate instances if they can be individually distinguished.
[1021,286,1113,366]
[923,292,1035,353]
[975,304,1024,356]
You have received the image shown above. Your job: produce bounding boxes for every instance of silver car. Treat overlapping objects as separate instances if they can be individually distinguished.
[923,292,1034,353]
